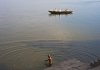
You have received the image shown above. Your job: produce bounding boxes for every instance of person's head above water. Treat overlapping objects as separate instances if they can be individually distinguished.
[48,54,51,58]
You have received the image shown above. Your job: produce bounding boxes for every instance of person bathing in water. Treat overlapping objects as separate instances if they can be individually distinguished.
[45,54,53,66]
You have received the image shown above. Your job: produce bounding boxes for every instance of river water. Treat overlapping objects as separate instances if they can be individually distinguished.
[0,0,100,70]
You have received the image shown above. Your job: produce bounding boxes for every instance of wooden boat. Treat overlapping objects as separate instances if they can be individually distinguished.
[48,9,73,14]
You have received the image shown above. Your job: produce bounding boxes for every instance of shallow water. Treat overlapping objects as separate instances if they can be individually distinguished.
[0,0,100,70]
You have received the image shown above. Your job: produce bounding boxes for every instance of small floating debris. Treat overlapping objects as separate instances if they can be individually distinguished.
[48,8,73,14]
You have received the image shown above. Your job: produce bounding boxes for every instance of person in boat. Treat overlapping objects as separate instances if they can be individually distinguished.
[59,9,62,12]
[65,9,68,11]
[54,8,58,12]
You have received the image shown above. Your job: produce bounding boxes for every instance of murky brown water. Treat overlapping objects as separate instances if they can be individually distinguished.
[0,0,100,70]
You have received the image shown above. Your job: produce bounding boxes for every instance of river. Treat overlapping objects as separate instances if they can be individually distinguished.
[0,0,100,70]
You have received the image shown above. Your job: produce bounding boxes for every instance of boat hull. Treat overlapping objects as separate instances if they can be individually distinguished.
[48,11,72,14]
